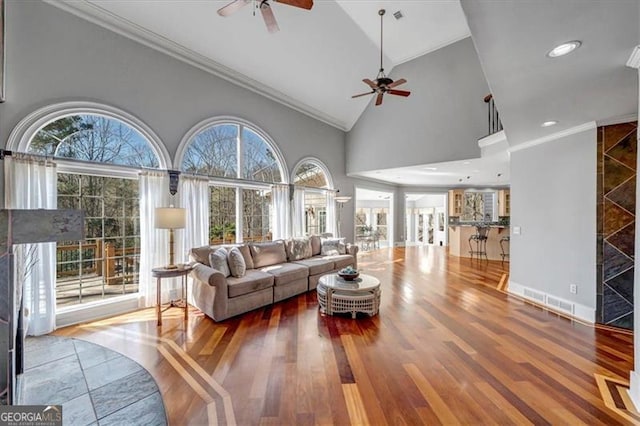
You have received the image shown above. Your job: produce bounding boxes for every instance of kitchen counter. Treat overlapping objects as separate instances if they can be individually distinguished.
[448,224,509,261]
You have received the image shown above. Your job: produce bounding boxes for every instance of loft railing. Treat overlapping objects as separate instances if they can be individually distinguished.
[484,94,503,136]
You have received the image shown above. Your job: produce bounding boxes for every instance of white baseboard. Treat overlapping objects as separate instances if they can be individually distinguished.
[56,295,140,328]
[508,280,595,323]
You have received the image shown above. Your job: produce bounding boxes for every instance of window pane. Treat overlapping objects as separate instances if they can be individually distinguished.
[242,128,282,183]
[30,115,159,168]
[210,186,236,244]
[304,192,327,235]
[294,162,328,188]
[182,124,238,178]
[56,173,140,308]
[242,189,271,242]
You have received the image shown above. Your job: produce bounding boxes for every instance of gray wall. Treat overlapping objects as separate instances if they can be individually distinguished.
[346,37,490,174]
[0,0,356,242]
[510,127,597,310]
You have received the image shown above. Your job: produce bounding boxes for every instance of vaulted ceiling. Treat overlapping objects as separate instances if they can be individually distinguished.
[50,0,469,131]
[48,0,639,187]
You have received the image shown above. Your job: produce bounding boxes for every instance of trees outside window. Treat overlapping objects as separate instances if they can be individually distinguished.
[181,121,285,244]
[28,114,160,308]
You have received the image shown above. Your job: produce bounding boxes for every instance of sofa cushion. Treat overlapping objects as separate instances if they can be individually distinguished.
[250,240,287,268]
[191,245,222,266]
[227,270,274,298]
[260,262,309,286]
[292,257,334,276]
[321,238,346,256]
[286,237,312,261]
[236,244,254,270]
[324,254,354,270]
[228,247,247,278]
[209,248,230,277]
[310,236,321,256]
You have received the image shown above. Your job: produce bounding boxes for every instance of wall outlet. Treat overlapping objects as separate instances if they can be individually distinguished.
[513,226,521,235]
[569,284,577,294]
[169,289,178,300]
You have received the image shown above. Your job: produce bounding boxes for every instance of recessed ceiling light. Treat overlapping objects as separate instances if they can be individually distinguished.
[463,161,471,165]
[541,120,558,127]
[422,167,438,171]
[547,41,581,58]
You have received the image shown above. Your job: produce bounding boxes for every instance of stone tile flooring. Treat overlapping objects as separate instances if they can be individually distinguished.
[18,336,167,426]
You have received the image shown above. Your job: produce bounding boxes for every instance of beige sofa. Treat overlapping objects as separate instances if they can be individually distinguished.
[189,236,358,321]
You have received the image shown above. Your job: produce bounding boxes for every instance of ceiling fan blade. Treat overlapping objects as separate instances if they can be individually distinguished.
[260,3,280,33]
[388,89,411,97]
[275,0,313,10]
[352,91,374,98]
[387,78,407,89]
[375,93,384,106]
[363,78,378,89]
[217,0,250,16]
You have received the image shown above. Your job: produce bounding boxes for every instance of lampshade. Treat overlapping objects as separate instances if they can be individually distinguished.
[335,196,352,204]
[155,207,186,229]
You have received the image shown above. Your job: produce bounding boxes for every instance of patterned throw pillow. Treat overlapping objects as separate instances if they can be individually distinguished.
[320,238,346,256]
[209,248,230,277]
[227,247,247,278]
[287,237,312,261]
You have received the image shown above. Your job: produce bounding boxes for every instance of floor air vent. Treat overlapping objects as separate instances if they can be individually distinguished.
[523,288,545,303]
[546,296,574,314]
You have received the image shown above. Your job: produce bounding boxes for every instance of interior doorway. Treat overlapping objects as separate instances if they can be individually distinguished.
[354,188,394,250]
[405,193,447,246]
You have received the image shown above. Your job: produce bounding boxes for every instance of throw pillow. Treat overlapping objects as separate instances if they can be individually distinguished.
[227,247,246,278]
[287,237,312,261]
[208,248,230,277]
[321,238,346,256]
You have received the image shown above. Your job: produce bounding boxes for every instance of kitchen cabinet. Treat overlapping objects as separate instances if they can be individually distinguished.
[448,190,464,216]
[498,189,510,216]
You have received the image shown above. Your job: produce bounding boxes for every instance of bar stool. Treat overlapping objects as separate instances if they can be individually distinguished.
[469,225,489,258]
[500,236,510,261]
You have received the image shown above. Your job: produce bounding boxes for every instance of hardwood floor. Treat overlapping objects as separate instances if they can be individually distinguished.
[56,246,636,425]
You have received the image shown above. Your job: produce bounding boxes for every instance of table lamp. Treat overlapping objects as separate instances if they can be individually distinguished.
[155,206,186,269]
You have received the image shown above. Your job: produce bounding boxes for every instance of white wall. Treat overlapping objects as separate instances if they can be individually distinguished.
[509,126,597,320]
[0,0,357,241]
[346,38,490,174]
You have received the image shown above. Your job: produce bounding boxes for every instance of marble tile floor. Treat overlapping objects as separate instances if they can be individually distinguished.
[17,335,167,426]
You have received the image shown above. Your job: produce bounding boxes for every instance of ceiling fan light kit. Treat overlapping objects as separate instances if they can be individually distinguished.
[351,9,411,106]
[217,0,313,34]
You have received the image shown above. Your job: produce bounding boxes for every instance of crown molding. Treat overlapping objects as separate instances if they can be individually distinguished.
[509,121,596,153]
[43,0,349,131]
[626,46,640,69]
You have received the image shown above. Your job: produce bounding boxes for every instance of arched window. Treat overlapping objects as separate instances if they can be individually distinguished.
[11,104,167,310]
[28,114,159,168]
[181,122,284,183]
[292,158,334,236]
[178,119,287,244]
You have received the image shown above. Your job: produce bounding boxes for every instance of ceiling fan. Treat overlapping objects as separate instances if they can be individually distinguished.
[352,9,411,106]
[217,0,314,34]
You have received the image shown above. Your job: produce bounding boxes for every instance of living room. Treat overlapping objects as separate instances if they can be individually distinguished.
[1,0,639,424]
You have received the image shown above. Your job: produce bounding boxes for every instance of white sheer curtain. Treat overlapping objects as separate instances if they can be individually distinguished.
[178,176,210,259]
[271,184,290,240]
[325,191,336,237]
[138,171,170,308]
[292,187,305,237]
[4,154,58,336]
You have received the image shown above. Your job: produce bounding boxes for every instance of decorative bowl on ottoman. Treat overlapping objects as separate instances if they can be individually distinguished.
[338,267,360,281]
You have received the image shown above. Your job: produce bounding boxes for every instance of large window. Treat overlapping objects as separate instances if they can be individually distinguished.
[180,120,285,243]
[28,113,161,308]
[293,159,332,236]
